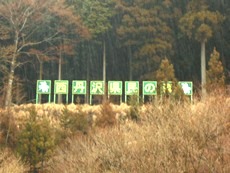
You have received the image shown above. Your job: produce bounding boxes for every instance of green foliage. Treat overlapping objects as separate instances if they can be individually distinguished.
[17,106,55,172]
[179,1,224,42]
[156,58,176,96]
[155,58,187,101]
[60,106,89,135]
[207,48,225,90]
[127,94,141,122]
[116,0,174,79]
[74,0,115,37]
[156,58,177,82]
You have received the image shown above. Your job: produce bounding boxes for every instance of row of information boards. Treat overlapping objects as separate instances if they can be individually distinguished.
[36,80,193,104]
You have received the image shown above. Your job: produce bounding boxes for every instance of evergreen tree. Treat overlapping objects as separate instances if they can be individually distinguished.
[179,0,224,97]
[156,58,177,97]
[116,0,174,80]
[17,107,55,172]
[207,48,225,91]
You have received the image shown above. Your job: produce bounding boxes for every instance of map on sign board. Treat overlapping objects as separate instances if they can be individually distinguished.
[90,81,104,95]
[54,80,69,94]
[179,82,193,95]
[108,81,122,95]
[37,80,51,94]
[72,80,86,94]
[125,81,139,95]
[143,81,157,95]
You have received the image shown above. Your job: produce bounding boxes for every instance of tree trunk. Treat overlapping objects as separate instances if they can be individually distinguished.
[86,42,91,104]
[103,39,107,102]
[38,55,43,103]
[58,50,62,104]
[128,46,133,80]
[5,65,15,107]
[4,32,19,107]
[201,41,207,97]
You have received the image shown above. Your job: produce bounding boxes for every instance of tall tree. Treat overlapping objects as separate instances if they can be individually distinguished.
[73,0,115,101]
[47,0,90,103]
[116,0,174,80]
[0,0,89,106]
[179,0,224,97]
[0,0,57,107]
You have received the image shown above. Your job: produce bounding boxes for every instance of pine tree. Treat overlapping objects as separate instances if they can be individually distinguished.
[156,58,186,101]
[156,58,177,97]
[206,48,225,91]
[179,0,224,97]
[17,106,55,172]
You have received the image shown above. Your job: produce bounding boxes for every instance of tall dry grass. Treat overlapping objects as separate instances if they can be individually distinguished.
[0,149,27,173]
[0,92,229,172]
[46,94,230,173]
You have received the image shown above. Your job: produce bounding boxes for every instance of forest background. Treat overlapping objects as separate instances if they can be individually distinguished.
[0,0,229,106]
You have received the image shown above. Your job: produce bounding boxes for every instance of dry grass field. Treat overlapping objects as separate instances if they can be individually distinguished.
[0,92,229,173]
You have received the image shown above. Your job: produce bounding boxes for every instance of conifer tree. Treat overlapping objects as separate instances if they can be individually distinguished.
[17,107,55,172]
[206,48,225,91]
[156,58,177,97]
[179,0,224,97]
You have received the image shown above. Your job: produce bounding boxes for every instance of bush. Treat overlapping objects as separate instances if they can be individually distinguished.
[96,101,117,128]
[60,106,89,135]
[47,95,230,173]
[17,106,55,173]
[127,94,141,122]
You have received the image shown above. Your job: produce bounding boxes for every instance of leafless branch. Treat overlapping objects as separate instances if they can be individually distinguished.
[17,32,60,52]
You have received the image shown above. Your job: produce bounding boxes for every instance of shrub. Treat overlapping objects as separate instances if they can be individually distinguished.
[127,94,141,122]
[60,106,89,135]
[17,106,55,173]
[47,95,230,173]
[96,101,117,128]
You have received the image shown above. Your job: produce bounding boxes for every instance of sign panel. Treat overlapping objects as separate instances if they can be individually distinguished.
[108,81,122,95]
[72,80,87,95]
[125,81,139,95]
[179,81,193,95]
[160,81,173,94]
[143,81,157,95]
[37,80,51,94]
[54,80,69,94]
[90,81,104,95]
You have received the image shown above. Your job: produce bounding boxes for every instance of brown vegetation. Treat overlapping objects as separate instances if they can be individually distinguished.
[0,93,229,173]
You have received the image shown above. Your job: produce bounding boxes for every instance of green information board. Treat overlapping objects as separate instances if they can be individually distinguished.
[72,80,87,103]
[90,81,104,104]
[160,81,173,95]
[179,81,193,101]
[108,81,123,103]
[108,81,122,95]
[142,81,157,100]
[36,80,51,104]
[54,80,69,103]
[125,81,139,103]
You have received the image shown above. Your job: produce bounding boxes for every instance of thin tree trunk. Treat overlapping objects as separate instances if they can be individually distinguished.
[58,50,62,104]
[201,41,207,97]
[103,39,107,102]
[86,43,90,104]
[38,55,43,103]
[128,46,132,80]
[5,32,19,107]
